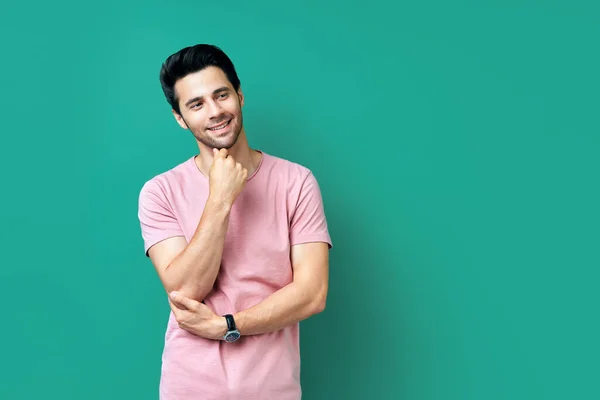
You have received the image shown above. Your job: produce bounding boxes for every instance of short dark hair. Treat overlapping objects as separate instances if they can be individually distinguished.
[159,44,241,114]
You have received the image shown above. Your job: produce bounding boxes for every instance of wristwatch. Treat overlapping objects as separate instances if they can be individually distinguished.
[223,314,241,343]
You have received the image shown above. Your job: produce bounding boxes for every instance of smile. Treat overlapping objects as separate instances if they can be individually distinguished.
[208,120,231,131]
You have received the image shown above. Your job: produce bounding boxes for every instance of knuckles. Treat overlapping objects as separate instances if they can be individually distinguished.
[210,155,249,180]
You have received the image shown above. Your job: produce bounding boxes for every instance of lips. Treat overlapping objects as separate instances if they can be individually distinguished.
[208,119,231,131]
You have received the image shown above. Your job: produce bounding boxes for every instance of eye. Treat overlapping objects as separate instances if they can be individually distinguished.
[191,103,203,109]
[218,93,228,99]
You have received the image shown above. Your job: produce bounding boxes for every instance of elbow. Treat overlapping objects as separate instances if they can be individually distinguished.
[163,265,212,302]
[166,280,210,303]
[313,299,326,314]
[310,290,328,315]
[174,288,209,304]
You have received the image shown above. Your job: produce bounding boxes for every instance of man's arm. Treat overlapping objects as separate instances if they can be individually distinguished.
[165,239,330,339]
[143,148,248,303]
[232,241,330,335]
[163,168,331,337]
[147,198,232,302]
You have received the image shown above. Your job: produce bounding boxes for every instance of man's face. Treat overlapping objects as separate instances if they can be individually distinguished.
[173,66,244,150]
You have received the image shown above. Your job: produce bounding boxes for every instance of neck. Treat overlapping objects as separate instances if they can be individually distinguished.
[194,129,260,178]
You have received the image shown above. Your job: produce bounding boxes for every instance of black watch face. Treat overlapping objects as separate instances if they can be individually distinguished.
[225,331,240,342]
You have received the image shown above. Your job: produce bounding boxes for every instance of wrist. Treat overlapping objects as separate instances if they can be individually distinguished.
[212,315,228,340]
[232,312,244,334]
[222,314,242,343]
[206,195,233,214]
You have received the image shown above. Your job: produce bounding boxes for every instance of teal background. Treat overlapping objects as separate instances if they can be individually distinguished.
[1,1,598,399]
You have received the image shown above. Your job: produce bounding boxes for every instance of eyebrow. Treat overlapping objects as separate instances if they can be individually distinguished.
[184,86,230,107]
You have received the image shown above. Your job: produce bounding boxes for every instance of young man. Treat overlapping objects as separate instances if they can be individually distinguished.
[137,44,333,399]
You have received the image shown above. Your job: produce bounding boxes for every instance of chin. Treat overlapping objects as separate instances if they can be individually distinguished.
[222,131,242,147]
[205,134,240,150]
[194,122,242,149]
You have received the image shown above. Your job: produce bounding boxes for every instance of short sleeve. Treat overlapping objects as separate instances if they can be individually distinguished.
[289,171,332,249]
[138,181,185,256]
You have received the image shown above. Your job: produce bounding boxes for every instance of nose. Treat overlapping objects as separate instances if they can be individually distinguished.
[206,99,223,118]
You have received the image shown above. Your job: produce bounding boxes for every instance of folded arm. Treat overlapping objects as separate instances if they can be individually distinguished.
[233,241,330,335]
[147,198,232,303]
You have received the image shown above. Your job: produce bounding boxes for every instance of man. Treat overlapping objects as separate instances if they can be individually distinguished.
[137,43,332,399]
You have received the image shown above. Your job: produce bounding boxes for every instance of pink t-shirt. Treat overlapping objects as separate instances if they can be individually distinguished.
[137,150,332,400]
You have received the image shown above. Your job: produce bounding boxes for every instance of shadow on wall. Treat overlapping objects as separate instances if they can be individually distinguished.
[248,108,416,399]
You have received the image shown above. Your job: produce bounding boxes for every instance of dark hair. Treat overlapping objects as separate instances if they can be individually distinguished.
[159,44,241,114]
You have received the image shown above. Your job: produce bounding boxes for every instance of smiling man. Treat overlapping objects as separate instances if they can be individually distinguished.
[137,44,333,400]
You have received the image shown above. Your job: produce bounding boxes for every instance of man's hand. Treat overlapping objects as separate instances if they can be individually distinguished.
[169,291,227,340]
[208,148,248,207]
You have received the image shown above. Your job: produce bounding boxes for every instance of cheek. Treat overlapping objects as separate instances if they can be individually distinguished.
[226,100,241,115]
[185,115,205,129]
[231,108,242,121]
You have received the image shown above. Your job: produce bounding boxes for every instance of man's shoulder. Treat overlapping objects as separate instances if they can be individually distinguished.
[138,156,195,198]
[262,151,315,181]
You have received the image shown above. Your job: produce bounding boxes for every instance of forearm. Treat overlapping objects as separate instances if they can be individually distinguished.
[165,198,231,301]
[233,281,326,336]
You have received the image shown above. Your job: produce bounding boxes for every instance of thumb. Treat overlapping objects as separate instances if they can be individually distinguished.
[169,291,195,310]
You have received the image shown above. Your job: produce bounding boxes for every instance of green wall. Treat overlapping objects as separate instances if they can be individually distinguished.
[1,1,598,399]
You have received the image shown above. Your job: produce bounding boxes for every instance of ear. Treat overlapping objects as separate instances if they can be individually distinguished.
[237,87,245,107]
[172,109,188,130]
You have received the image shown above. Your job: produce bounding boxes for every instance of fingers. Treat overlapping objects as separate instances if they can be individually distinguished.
[169,299,184,316]
[168,300,189,330]
[169,296,188,313]
[169,291,197,310]
[210,148,245,170]
[212,148,229,159]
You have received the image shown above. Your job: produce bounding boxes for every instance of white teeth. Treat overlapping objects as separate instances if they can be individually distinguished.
[210,121,229,130]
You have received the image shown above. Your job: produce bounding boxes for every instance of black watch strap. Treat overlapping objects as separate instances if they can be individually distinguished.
[224,314,236,331]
